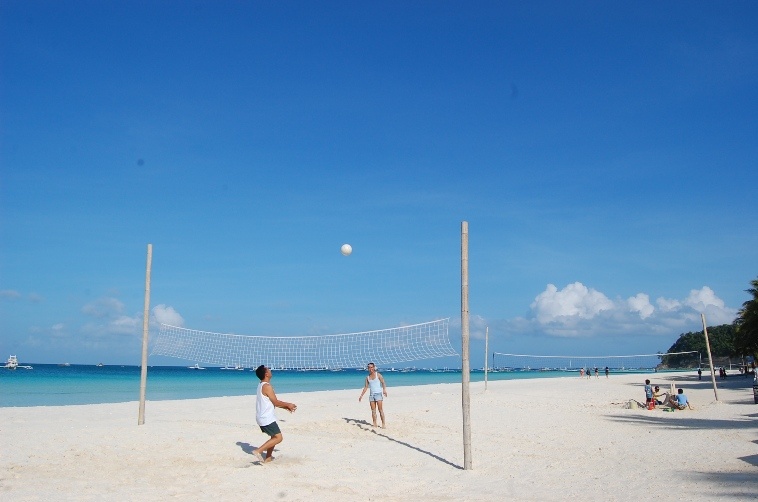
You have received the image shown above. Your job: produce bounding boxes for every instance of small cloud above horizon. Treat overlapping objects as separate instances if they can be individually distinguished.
[152,304,185,327]
[82,297,124,318]
[1,289,43,302]
[0,289,22,300]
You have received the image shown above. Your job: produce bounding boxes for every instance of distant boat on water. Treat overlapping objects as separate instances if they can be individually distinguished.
[58,362,71,367]
[188,363,206,370]
[220,364,244,371]
[96,363,104,367]
[4,355,18,369]
[4,355,33,370]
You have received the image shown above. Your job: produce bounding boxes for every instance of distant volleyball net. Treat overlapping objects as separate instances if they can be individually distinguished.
[152,318,456,369]
[492,351,700,372]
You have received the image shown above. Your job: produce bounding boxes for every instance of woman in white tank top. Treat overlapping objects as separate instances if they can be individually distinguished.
[358,362,388,428]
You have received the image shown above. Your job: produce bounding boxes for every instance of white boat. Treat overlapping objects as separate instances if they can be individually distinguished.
[188,363,206,370]
[221,364,244,371]
[4,355,18,370]
[4,355,32,370]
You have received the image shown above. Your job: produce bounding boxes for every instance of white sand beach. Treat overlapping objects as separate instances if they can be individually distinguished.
[2,371,756,501]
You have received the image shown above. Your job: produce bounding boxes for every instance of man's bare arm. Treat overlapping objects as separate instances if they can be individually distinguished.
[263,384,297,412]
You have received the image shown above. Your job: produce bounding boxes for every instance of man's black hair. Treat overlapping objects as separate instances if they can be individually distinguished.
[255,365,267,380]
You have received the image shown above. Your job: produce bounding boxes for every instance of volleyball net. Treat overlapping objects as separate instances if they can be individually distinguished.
[492,351,700,372]
[152,318,457,369]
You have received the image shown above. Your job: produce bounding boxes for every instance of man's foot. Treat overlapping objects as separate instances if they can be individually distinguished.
[263,455,275,463]
[252,449,264,463]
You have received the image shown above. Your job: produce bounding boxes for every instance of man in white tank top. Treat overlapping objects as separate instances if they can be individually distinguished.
[358,362,387,428]
[252,365,297,464]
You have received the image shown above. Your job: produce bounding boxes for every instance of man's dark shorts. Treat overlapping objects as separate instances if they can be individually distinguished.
[259,421,281,437]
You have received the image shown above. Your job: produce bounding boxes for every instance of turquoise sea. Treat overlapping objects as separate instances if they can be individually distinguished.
[0,364,591,408]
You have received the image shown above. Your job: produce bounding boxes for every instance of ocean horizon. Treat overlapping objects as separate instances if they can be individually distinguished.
[0,363,663,408]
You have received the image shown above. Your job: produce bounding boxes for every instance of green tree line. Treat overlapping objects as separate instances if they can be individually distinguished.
[661,277,758,368]
[662,324,737,367]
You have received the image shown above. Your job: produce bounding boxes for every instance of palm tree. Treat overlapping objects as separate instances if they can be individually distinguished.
[734,277,758,360]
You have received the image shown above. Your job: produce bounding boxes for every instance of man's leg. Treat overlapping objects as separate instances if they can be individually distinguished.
[370,400,378,427]
[376,401,386,428]
[253,433,283,462]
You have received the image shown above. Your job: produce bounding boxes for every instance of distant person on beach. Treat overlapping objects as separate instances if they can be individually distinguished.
[594,367,599,379]
[672,388,692,410]
[252,365,297,464]
[605,367,609,378]
[359,362,387,428]
[698,368,702,380]
[579,368,584,378]
[644,379,653,406]
[653,386,665,406]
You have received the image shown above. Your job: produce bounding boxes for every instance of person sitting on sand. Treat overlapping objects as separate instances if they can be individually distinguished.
[671,388,692,410]
[653,386,665,406]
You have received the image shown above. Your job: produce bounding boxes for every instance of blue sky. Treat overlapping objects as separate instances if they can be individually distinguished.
[1,1,756,367]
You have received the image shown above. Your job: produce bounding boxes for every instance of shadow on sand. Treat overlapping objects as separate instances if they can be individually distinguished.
[236,441,255,455]
[343,417,462,470]
[621,373,757,405]
[608,411,758,433]
[607,410,758,495]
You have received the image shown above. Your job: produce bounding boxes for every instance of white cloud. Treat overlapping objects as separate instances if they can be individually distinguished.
[683,286,735,324]
[0,289,22,300]
[82,297,124,318]
[152,304,185,327]
[684,286,723,310]
[530,282,614,323]
[656,297,680,311]
[627,293,654,319]
[75,296,143,341]
[0,290,43,302]
[469,314,488,340]
[109,315,142,335]
[28,293,44,303]
[500,282,737,338]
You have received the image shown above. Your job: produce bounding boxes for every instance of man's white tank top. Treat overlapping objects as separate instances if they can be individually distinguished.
[256,381,276,426]
[368,374,382,393]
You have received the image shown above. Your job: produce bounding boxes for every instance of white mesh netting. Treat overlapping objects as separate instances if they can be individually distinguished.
[152,318,456,369]
[492,351,700,371]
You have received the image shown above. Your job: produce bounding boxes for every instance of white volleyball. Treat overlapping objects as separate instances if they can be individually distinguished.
[340,244,352,256]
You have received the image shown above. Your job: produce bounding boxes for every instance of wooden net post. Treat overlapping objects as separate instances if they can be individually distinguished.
[701,313,719,402]
[138,244,152,425]
[461,222,472,470]
[484,326,489,391]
